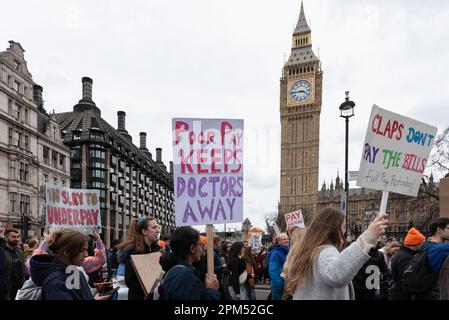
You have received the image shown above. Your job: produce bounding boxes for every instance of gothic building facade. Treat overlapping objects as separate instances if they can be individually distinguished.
[278,2,322,229]
[318,174,440,240]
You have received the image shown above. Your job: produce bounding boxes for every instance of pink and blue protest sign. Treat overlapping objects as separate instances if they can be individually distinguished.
[357,105,438,197]
[172,118,244,226]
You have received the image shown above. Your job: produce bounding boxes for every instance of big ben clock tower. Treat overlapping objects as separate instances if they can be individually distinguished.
[278,1,323,229]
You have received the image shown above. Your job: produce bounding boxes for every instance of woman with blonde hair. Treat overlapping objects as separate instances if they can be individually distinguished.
[282,207,388,300]
[281,227,306,299]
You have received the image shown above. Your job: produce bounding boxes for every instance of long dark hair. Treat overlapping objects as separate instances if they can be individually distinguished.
[170,226,199,260]
[227,241,244,266]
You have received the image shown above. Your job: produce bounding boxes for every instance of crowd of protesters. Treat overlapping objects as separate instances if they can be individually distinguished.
[2,209,449,301]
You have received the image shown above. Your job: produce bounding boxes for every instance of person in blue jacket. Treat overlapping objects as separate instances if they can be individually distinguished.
[422,218,449,300]
[268,233,289,300]
[160,227,220,300]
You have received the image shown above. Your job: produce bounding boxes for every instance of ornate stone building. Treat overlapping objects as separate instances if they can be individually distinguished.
[278,2,322,229]
[318,174,440,240]
[0,41,70,239]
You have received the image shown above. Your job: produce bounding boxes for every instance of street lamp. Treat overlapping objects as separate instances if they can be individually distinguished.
[339,91,355,239]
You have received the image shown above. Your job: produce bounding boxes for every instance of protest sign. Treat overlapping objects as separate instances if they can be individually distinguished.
[46,184,101,233]
[246,228,263,250]
[357,105,438,197]
[284,210,305,229]
[130,252,163,296]
[172,118,244,226]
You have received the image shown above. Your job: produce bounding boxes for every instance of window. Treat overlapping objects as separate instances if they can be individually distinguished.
[61,180,65,187]
[53,177,58,184]
[73,130,81,141]
[52,151,58,168]
[20,194,30,215]
[90,169,106,179]
[111,155,117,166]
[10,192,17,214]
[8,128,13,145]
[92,181,105,189]
[90,161,106,169]
[15,104,22,121]
[14,131,23,148]
[70,147,80,160]
[71,169,81,181]
[9,160,16,179]
[19,163,29,182]
[24,135,29,150]
[14,80,20,93]
[43,146,50,164]
[52,126,57,141]
[59,155,65,170]
[14,60,20,71]
[90,130,104,140]
[89,149,106,159]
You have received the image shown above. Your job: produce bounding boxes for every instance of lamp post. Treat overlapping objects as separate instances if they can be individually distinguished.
[339,91,355,239]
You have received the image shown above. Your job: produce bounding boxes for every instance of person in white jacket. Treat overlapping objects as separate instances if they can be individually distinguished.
[282,207,388,300]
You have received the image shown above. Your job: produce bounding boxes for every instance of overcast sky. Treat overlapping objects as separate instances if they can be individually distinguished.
[2,0,449,232]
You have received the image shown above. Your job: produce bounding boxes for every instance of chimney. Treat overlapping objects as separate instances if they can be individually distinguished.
[117,111,126,130]
[33,85,43,108]
[169,161,173,174]
[139,132,147,149]
[156,148,162,162]
[82,77,93,101]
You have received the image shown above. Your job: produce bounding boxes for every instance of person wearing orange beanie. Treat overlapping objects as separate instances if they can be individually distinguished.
[389,227,426,300]
[404,227,425,246]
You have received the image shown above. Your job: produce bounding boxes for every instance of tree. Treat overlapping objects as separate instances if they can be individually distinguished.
[264,209,277,237]
[429,126,449,178]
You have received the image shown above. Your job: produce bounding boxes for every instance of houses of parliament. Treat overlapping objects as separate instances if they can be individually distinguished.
[277,2,439,239]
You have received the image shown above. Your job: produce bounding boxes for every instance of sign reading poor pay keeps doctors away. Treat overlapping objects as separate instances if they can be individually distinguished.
[357,105,437,197]
[172,118,244,226]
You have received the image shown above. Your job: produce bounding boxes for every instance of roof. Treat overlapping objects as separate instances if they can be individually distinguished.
[285,46,319,66]
[55,107,172,185]
[293,1,311,36]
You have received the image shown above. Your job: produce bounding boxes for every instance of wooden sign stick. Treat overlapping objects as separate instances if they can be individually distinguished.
[380,191,389,215]
[206,224,214,279]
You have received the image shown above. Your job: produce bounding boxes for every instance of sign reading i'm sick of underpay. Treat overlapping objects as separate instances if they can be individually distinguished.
[172,118,244,226]
[357,105,438,197]
[46,184,101,233]
[284,210,305,229]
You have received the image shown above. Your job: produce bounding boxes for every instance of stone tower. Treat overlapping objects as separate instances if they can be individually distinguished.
[278,2,323,230]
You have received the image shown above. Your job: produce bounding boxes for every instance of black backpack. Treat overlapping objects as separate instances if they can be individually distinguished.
[400,249,438,294]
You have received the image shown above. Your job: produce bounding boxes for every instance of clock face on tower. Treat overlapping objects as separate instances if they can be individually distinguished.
[290,80,312,102]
